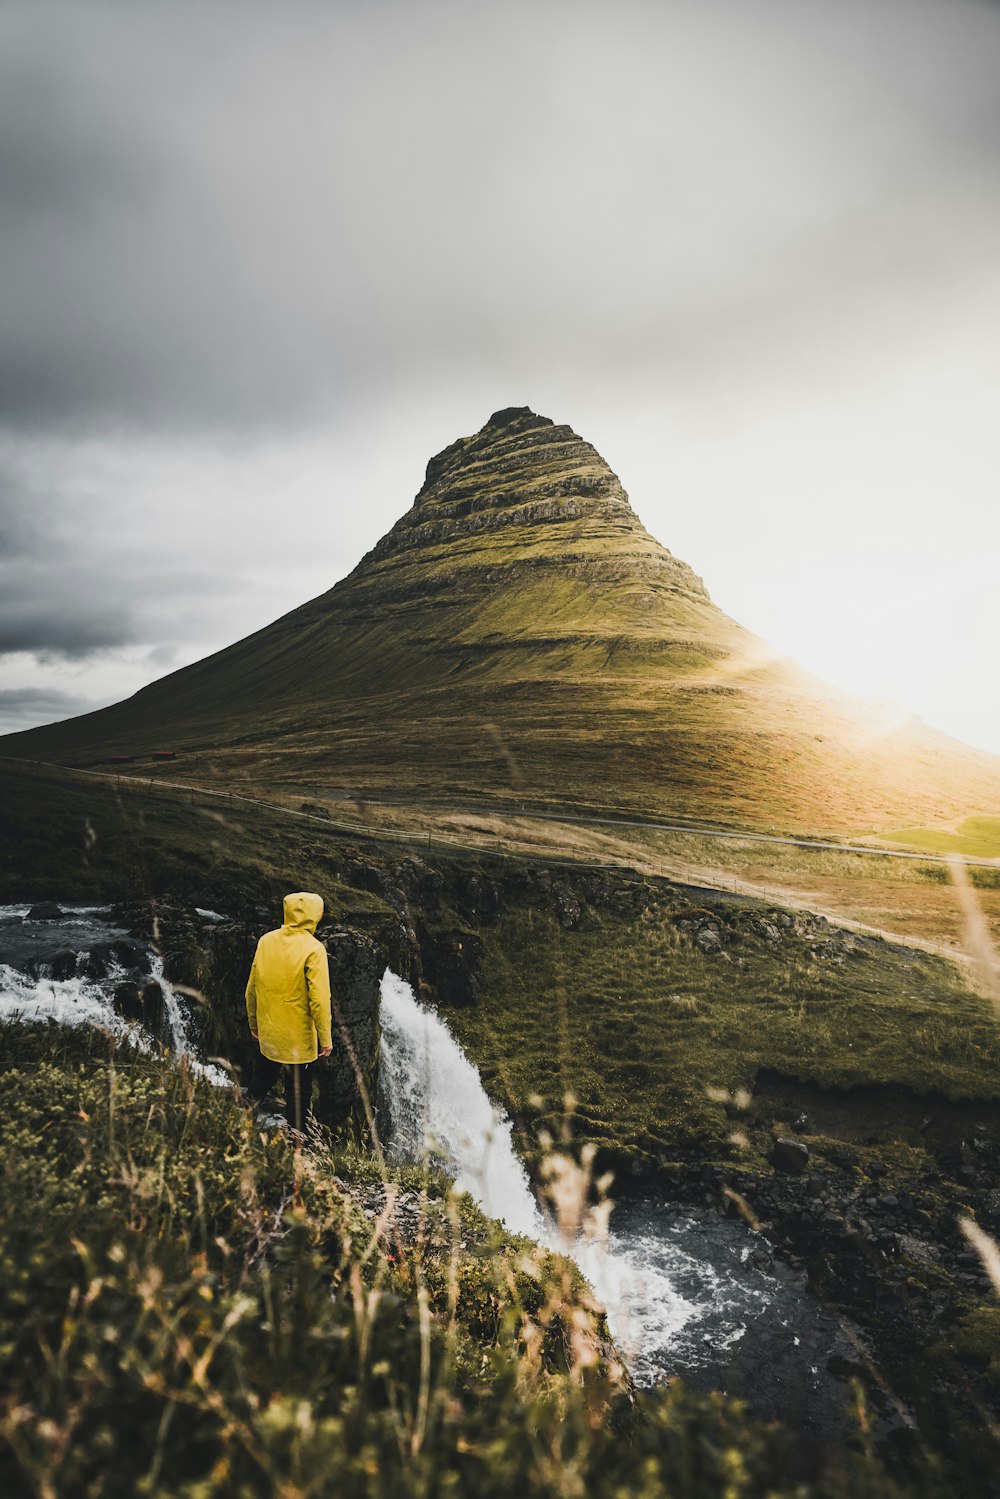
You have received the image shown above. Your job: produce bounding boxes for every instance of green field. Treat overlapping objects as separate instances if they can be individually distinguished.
[885,815,1000,860]
[4,762,1000,1487]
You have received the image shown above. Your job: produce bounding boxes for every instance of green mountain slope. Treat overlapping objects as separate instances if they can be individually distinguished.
[5,406,1000,834]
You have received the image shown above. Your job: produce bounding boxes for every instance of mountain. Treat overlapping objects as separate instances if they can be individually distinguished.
[5,405,1000,834]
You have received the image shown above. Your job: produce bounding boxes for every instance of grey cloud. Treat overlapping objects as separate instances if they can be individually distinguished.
[0,686,97,733]
[2,0,1000,432]
[0,585,136,659]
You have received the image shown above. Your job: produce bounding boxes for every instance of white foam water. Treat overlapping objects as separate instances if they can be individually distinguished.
[378,969,699,1368]
[0,951,229,1088]
[0,962,152,1043]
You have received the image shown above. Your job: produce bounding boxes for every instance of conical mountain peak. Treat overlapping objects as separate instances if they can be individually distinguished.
[416,405,632,514]
[4,406,1000,837]
[368,407,704,595]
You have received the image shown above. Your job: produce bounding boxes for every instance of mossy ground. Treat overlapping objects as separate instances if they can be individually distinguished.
[0,1021,916,1498]
[443,885,1000,1177]
[3,763,997,1175]
[3,763,999,1490]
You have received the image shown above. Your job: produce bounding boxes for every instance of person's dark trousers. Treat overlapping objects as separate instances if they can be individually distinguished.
[248,1054,314,1133]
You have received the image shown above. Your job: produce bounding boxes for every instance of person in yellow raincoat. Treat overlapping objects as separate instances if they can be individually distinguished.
[245,891,333,1133]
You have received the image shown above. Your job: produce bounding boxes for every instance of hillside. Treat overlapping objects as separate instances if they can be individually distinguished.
[4,760,1000,1487]
[5,406,1000,835]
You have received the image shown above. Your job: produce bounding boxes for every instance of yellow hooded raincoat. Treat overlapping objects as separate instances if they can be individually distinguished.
[245,892,333,1064]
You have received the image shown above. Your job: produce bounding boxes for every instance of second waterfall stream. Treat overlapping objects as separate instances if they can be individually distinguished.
[378,969,700,1376]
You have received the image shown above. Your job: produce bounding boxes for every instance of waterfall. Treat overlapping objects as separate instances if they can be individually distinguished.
[0,962,149,1041]
[148,955,231,1086]
[379,970,545,1238]
[0,945,228,1087]
[378,969,699,1365]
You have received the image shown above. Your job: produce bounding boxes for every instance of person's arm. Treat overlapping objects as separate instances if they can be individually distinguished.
[245,947,259,1039]
[305,943,333,1058]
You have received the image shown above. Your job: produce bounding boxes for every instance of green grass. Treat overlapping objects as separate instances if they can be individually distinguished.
[444,881,1000,1176]
[886,817,1000,860]
[4,761,997,1180]
[1,1022,915,1498]
[0,762,995,1490]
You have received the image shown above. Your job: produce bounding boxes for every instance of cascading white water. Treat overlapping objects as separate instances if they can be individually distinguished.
[379,969,546,1239]
[378,969,700,1368]
[0,928,228,1088]
[0,962,153,1042]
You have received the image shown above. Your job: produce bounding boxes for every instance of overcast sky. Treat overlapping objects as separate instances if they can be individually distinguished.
[2,0,999,759]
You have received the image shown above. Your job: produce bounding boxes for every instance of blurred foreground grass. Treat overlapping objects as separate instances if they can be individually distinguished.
[0,1023,920,1498]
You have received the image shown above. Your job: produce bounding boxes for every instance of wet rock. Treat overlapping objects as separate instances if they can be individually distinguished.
[771,1138,810,1174]
[322,929,382,1128]
[48,950,80,981]
[22,949,80,981]
[84,940,152,978]
[112,980,165,1034]
[27,902,65,921]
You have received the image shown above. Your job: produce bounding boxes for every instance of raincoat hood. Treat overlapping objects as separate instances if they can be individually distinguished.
[282,891,324,933]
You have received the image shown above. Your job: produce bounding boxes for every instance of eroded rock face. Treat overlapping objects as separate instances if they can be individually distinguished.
[366,406,708,598]
[324,929,382,1127]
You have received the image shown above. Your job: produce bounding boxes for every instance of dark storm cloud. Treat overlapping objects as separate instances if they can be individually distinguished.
[0,0,384,430]
[0,448,136,655]
[0,687,96,729]
[0,595,135,659]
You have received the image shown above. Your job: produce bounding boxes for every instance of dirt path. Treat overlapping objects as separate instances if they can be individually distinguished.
[5,756,990,977]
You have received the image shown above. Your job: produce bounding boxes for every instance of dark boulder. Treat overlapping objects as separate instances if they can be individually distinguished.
[21,949,80,981]
[27,902,64,921]
[420,926,483,1006]
[771,1137,810,1174]
[82,940,152,979]
[49,950,80,981]
[113,980,165,1037]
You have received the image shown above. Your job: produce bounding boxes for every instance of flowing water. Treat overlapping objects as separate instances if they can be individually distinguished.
[378,970,856,1433]
[0,902,228,1084]
[0,906,854,1434]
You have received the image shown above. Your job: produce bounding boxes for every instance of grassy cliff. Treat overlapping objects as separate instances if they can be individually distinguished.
[3,764,1000,1488]
[8,1021,827,1499]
